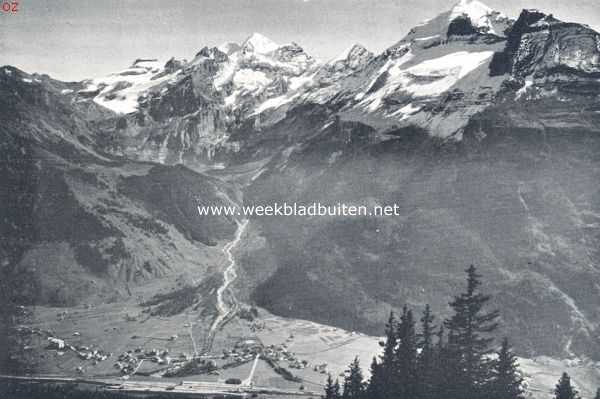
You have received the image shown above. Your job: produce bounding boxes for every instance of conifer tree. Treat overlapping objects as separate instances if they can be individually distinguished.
[418,304,437,399]
[366,357,382,399]
[396,306,419,399]
[444,265,499,398]
[325,374,341,399]
[443,328,465,399]
[343,357,366,399]
[434,325,446,389]
[554,373,580,399]
[434,325,445,367]
[366,311,398,399]
[490,338,524,399]
[379,312,398,382]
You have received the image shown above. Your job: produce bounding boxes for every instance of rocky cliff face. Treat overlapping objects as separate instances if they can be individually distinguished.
[3,0,600,362]
[75,33,318,171]
[0,66,236,307]
[491,9,600,77]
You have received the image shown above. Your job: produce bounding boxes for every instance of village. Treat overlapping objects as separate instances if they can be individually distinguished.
[22,315,331,384]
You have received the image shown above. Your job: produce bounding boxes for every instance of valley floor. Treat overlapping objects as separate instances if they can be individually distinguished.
[11,300,600,399]
[7,216,600,399]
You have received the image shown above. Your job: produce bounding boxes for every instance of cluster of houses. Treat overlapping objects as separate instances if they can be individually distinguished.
[75,346,110,363]
[222,337,330,375]
[114,347,178,374]
[114,351,143,374]
[221,339,262,363]
[45,334,112,371]
[262,338,328,374]
[31,326,185,376]
[16,326,113,374]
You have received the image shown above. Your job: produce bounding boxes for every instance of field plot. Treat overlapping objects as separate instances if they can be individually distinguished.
[253,315,383,379]
[519,356,600,399]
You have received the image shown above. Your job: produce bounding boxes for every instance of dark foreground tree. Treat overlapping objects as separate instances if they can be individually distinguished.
[342,357,365,399]
[323,266,535,399]
[325,373,341,399]
[554,372,580,399]
[490,338,524,399]
[418,304,437,399]
[368,311,398,399]
[444,265,500,398]
[366,357,382,399]
[396,306,418,399]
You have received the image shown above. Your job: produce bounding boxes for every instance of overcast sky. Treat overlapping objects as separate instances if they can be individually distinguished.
[1,0,599,81]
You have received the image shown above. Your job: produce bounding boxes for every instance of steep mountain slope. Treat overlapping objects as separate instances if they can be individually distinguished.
[238,98,600,359]
[231,6,600,360]
[0,66,237,308]
[3,0,600,366]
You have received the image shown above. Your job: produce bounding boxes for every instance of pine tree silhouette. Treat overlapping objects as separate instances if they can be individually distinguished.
[396,306,418,399]
[418,304,437,399]
[325,373,341,399]
[366,357,385,399]
[324,267,535,399]
[444,265,499,399]
[343,357,366,399]
[366,357,382,399]
[381,311,398,372]
[370,311,398,399]
[444,327,466,399]
[432,325,448,399]
[554,373,580,399]
[490,338,524,399]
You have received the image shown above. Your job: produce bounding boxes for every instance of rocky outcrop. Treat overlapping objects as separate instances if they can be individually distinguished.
[328,44,374,72]
[447,15,480,36]
[491,9,600,78]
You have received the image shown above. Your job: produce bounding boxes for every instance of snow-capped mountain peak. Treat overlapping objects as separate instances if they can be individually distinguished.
[397,0,510,44]
[450,0,493,22]
[448,0,507,34]
[241,32,280,54]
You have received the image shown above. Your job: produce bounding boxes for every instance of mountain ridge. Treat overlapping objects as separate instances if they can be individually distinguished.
[3,1,600,365]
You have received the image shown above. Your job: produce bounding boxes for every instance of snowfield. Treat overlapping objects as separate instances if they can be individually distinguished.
[359,50,494,113]
[82,59,180,114]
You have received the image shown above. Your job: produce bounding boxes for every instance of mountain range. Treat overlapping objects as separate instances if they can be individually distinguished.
[2,0,600,369]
